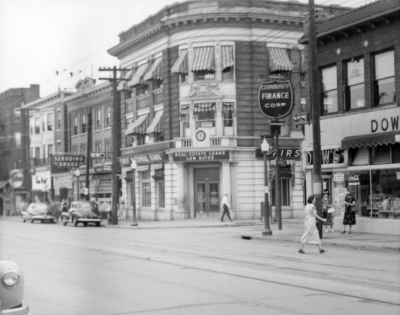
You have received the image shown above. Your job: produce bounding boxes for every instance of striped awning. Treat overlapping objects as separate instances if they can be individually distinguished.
[128,63,148,87]
[342,131,400,149]
[194,103,215,113]
[171,50,188,74]
[192,47,215,72]
[144,58,162,81]
[222,46,234,71]
[146,110,163,134]
[117,69,133,91]
[124,114,149,136]
[269,47,293,72]
[180,105,190,115]
[222,102,235,113]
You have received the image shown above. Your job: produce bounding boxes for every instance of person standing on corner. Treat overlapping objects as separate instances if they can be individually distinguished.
[299,195,327,254]
[342,192,356,234]
[220,192,233,222]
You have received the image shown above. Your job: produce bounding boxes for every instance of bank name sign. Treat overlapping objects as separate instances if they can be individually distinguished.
[173,150,229,162]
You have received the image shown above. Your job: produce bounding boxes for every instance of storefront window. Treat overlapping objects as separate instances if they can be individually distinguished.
[157,181,165,208]
[141,170,151,207]
[271,178,291,206]
[346,58,365,110]
[321,65,338,114]
[374,50,395,106]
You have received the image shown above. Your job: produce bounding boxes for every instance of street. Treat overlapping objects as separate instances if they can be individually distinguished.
[1,218,399,315]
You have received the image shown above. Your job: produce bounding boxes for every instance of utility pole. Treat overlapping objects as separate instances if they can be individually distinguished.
[99,66,130,225]
[274,128,282,230]
[85,108,92,201]
[308,0,323,238]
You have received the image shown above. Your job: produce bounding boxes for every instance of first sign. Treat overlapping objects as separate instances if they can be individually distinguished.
[258,80,293,119]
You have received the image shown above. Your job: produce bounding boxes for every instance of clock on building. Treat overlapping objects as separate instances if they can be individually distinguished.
[195,130,206,142]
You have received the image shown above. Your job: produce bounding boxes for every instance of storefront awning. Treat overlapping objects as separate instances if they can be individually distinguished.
[192,47,215,72]
[144,58,162,81]
[171,50,188,74]
[0,181,9,190]
[342,131,400,149]
[269,47,293,72]
[146,110,163,134]
[128,63,148,87]
[222,102,235,113]
[124,114,149,136]
[117,69,133,91]
[222,46,234,71]
[194,103,215,113]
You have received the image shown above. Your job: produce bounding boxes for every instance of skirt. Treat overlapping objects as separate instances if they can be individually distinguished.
[343,209,356,226]
[300,217,321,245]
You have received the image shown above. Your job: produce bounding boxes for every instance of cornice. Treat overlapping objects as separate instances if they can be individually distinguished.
[64,83,111,104]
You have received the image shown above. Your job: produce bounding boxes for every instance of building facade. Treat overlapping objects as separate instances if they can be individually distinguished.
[109,0,348,221]
[300,0,400,233]
[0,85,40,216]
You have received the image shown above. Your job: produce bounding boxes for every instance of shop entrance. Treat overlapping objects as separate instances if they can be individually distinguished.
[193,167,220,218]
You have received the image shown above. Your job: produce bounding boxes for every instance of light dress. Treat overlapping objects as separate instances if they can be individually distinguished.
[300,204,321,245]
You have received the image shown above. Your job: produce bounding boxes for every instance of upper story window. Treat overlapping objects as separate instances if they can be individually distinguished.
[56,142,61,153]
[30,118,33,135]
[56,110,61,130]
[14,108,21,122]
[222,103,234,127]
[221,46,234,81]
[321,65,338,115]
[73,116,78,135]
[72,146,78,154]
[172,49,188,83]
[14,132,21,147]
[34,117,40,134]
[105,108,111,128]
[80,144,86,156]
[136,84,149,96]
[48,144,53,156]
[346,58,365,110]
[194,103,215,129]
[81,114,87,134]
[374,50,395,106]
[47,113,54,131]
[192,47,215,81]
[95,109,101,130]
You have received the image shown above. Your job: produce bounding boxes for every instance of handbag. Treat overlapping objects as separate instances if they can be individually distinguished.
[328,207,335,214]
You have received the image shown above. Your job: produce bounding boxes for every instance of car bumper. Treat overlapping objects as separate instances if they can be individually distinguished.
[77,218,102,222]
[2,305,32,315]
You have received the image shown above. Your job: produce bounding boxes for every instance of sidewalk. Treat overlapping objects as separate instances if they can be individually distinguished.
[2,215,399,252]
[105,217,400,252]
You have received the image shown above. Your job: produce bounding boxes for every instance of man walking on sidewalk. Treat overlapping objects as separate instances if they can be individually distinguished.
[220,192,233,222]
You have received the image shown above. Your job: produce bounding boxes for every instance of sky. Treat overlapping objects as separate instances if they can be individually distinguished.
[0,0,376,98]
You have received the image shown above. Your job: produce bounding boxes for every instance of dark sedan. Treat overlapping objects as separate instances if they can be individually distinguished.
[61,201,102,227]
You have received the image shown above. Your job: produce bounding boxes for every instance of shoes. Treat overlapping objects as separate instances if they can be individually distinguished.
[341,231,346,234]
[320,249,327,254]
[349,231,352,234]
[298,249,305,254]
[331,229,335,232]
[325,229,328,233]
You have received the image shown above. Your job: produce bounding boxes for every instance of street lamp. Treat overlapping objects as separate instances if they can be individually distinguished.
[75,168,81,200]
[261,138,272,236]
[130,160,138,227]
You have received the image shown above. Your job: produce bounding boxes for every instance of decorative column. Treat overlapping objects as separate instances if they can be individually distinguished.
[175,163,187,219]
[292,160,305,219]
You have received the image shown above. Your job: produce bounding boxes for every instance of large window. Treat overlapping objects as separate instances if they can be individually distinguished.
[80,144,86,156]
[321,66,338,114]
[141,170,151,207]
[157,181,165,208]
[34,117,40,134]
[81,114,87,134]
[47,113,54,131]
[374,50,395,106]
[223,103,234,127]
[73,116,78,135]
[56,110,61,130]
[95,109,101,130]
[271,178,291,206]
[194,103,215,129]
[346,58,365,110]
[105,108,111,128]
[14,132,21,147]
[56,142,61,153]
[48,144,53,157]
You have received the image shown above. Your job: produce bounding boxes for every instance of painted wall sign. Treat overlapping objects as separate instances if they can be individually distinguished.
[370,116,399,133]
[172,150,229,162]
[306,149,344,165]
[255,148,301,160]
[9,169,25,189]
[32,171,51,191]
[53,176,73,190]
[119,152,168,167]
[258,80,294,119]
[348,174,360,186]
[333,173,345,182]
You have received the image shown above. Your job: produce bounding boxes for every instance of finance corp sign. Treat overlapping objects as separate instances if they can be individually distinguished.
[258,80,294,119]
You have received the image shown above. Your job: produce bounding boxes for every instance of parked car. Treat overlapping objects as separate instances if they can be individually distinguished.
[61,201,102,227]
[21,202,56,224]
[0,260,32,314]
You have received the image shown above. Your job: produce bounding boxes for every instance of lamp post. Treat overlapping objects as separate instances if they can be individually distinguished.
[130,160,138,227]
[261,138,272,236]
[75,169,81,200]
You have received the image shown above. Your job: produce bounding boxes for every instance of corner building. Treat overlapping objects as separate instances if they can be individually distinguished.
[109,0,347,221]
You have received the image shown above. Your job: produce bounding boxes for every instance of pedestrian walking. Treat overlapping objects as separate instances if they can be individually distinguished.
[299,195,327,254]
[322,190,335,232]
[220,192,233,222]
[341,192,356,234]
[118,200,126,221]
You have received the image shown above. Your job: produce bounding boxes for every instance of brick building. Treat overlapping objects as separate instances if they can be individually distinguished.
[109,0,348,221]
[0,85,40,215]
[299,0,400,233]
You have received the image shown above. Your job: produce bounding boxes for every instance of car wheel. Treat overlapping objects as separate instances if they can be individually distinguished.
[31,219,34,223]
[74,216,78,227]
[23,219,26,223]
[83,222,88,227]
[63,221,67,226]
[96,222,100,227]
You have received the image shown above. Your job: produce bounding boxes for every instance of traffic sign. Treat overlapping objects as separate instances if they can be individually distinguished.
[90,152,105,158]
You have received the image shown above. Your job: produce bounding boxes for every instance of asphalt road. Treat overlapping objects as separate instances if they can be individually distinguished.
[1,219,399,315]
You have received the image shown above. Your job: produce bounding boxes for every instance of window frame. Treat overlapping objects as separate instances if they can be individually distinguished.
[345,57,365,111]
[47,112,54,131]
[56,110,62,130]
[320,65,338,115]
[373,49,396,107]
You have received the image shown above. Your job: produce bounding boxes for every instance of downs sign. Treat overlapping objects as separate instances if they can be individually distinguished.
[258,80,293,119]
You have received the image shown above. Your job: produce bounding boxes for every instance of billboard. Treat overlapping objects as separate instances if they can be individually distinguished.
[258,80,294,119]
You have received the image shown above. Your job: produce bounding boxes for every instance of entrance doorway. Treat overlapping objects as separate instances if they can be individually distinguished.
[195,181,219,217]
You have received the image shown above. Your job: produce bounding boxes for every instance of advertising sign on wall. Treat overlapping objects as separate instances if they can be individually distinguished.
[51,155,85,173]
[9,169,25,189]
[32,171,51,191]
[258,80,294,119]
[172,150,229,162]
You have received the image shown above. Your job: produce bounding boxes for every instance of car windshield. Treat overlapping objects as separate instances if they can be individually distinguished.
[76,202,91,210]
[29,203,48,210]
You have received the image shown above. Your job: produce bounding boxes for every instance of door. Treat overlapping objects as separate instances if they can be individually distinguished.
[195,181,219,217]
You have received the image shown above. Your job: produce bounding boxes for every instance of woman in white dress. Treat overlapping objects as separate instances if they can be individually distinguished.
[299,195,327,254]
